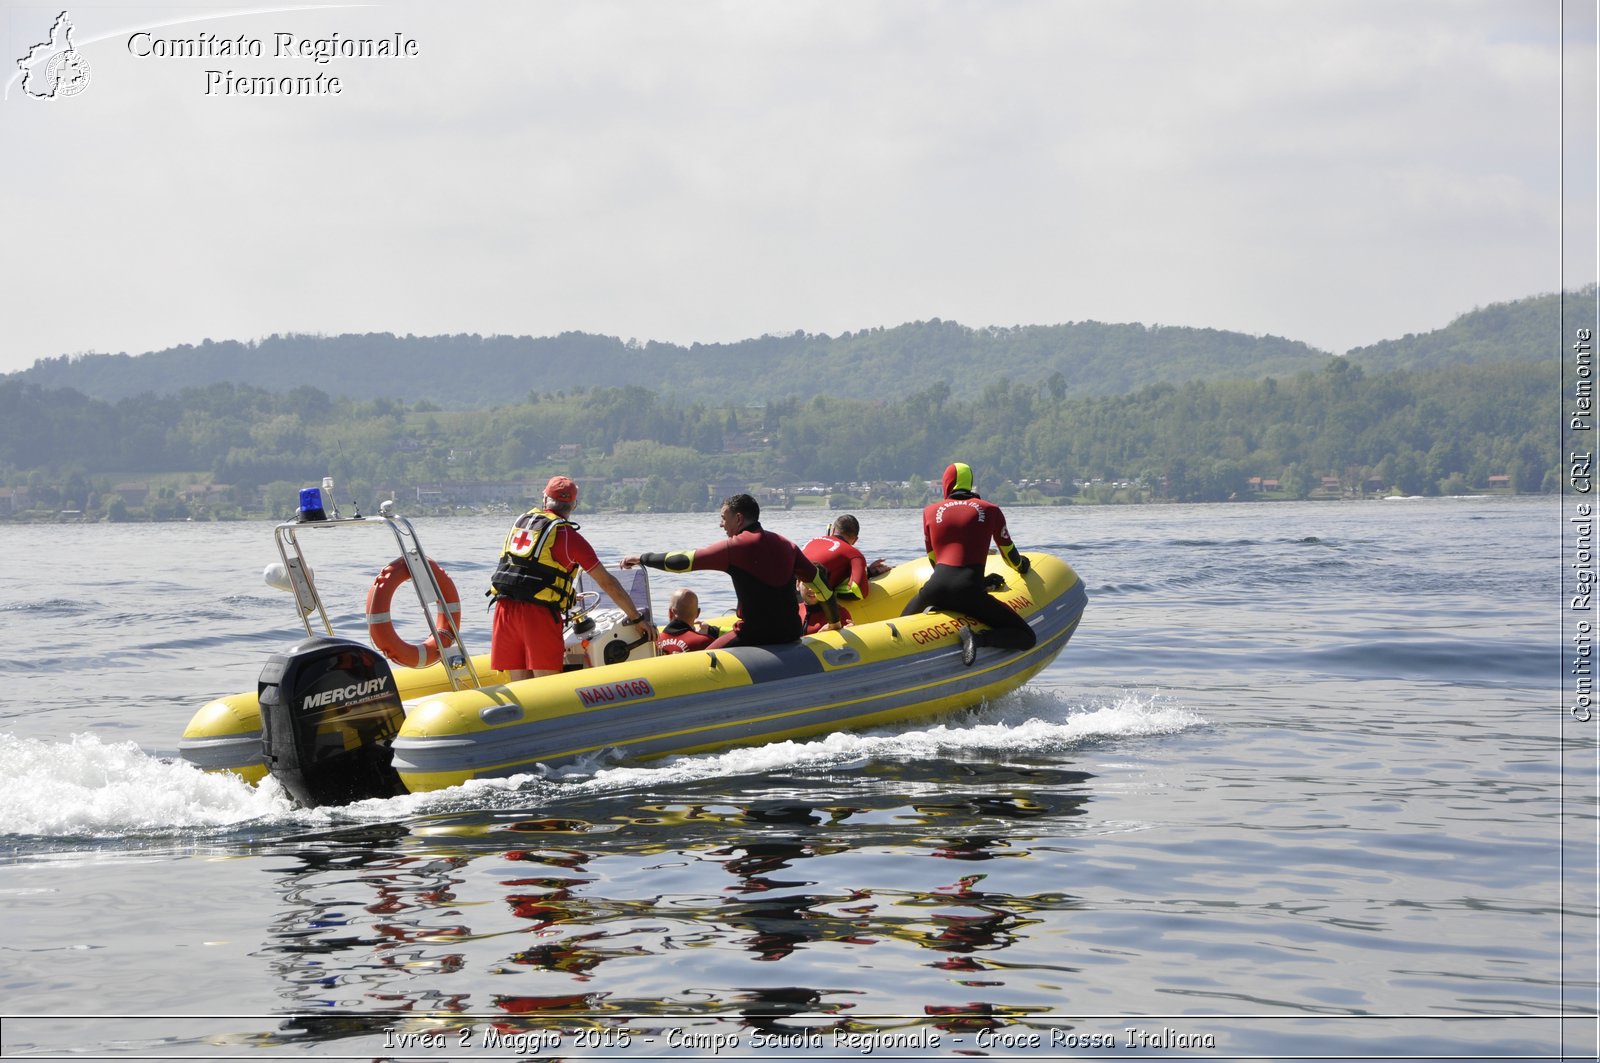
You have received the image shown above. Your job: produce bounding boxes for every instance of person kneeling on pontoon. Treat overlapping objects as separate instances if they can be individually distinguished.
[902,462,1036,667]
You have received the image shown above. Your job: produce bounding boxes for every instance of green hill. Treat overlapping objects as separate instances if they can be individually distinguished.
[2,288,1576,515]
[17,287,1580,409]
[1344,287,1591,373]
[13,319,1333,407]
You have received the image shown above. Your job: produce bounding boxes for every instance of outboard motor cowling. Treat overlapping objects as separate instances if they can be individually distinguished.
[259,637,407,807]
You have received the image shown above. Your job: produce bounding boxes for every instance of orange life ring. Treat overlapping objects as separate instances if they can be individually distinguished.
[365,558,462,668]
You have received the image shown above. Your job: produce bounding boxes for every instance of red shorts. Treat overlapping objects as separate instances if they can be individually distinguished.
[490,599,564,672]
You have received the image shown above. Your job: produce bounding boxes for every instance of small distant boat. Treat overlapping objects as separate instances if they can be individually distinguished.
[179,495,1088,807]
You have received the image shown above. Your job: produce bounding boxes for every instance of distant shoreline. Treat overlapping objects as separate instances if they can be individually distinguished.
[0,490,1536,525]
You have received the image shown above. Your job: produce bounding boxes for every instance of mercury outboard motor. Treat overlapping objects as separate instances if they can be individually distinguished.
[259,637,408,807]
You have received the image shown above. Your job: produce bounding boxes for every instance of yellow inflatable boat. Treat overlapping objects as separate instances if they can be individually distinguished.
[178,503,1088,806]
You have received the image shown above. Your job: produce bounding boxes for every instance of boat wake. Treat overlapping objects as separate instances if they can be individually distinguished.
[557,686,1206,792]
[0,732,291,839]
[0,690,1205,841]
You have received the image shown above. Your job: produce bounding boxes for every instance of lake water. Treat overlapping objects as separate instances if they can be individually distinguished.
[0,497,1590,1059]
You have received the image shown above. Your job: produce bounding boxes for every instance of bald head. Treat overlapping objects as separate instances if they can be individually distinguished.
[669,588,701,623]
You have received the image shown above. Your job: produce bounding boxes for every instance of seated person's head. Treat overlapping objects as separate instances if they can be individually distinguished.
[670,587,700,623]
[797,579,819,605]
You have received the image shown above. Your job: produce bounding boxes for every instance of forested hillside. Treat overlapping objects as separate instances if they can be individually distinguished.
[16,289,1576,411]
[1345,287,1587,373]
[14,320,1332,408]
[0,288,1574,519]
[0,355,1557,518]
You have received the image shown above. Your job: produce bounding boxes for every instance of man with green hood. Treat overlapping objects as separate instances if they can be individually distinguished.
[902,462,1036,666]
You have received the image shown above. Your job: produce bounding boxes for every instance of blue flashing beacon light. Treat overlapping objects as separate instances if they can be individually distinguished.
[297,486,327,522]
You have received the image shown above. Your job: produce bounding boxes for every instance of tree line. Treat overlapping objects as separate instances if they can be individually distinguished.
[14,289,1580,414]
[0,352,1558,519]
[12,322,1332,409]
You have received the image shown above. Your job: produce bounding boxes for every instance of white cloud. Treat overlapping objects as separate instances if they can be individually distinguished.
[0,0,1588,371]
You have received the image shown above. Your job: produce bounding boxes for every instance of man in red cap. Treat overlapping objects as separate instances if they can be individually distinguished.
[902,461,1035,666]
[489,475,653,681]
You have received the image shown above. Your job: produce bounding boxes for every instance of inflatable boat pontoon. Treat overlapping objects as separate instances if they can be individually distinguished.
[178,500,1087,806]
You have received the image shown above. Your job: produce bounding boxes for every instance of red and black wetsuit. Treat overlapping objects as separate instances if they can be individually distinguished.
[799,600,851,634]
[902,492,1035,650]
[637,522,836,647]
[657,620,719,655]
[803,534,872,600]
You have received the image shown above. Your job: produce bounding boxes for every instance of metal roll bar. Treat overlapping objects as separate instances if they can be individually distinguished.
[272,499,482,692]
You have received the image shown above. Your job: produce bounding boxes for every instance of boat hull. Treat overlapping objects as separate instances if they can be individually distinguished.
[179,552,1087,794]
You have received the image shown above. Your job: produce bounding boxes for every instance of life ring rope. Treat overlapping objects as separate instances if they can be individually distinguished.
[365,557,462,668]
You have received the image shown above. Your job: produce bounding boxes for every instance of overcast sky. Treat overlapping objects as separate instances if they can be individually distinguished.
[1,0,1593,375]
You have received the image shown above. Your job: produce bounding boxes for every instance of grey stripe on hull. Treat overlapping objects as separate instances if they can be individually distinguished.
[726,641,828,682]
[178,732,264,772]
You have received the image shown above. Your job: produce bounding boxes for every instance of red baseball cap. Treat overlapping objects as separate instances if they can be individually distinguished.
[544,475,579,504]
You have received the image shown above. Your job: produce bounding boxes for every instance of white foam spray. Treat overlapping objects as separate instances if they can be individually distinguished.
[0,689,1205,833]
[0,732,289,837]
